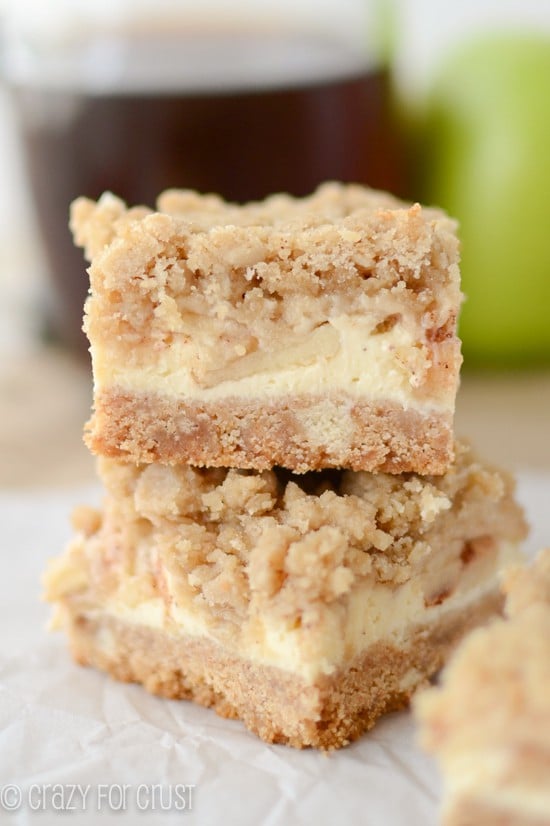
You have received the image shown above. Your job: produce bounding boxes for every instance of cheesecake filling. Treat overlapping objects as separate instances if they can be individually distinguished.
[91,314,458,413]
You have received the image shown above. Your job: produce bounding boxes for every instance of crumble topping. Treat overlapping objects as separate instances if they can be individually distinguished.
[46,443,526,634]
[71,182,461,386]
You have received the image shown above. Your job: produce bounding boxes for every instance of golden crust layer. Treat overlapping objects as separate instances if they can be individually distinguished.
[64,590,502,750]
[87,390,454,473]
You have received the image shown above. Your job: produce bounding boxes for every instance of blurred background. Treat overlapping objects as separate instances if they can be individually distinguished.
[0,0,549,488]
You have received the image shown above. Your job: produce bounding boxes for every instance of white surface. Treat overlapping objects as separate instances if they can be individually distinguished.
[0,473,548,825]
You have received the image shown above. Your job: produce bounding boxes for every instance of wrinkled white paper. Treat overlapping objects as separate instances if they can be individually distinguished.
[0,474,547,826]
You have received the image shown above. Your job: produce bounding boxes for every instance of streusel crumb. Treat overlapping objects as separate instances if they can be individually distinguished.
[46,443,526,635]
[72,182,461,378]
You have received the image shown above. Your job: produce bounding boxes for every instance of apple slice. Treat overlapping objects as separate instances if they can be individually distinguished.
[199,323,340,388]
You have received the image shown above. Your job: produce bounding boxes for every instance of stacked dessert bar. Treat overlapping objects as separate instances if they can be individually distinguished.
[45,184,526,749]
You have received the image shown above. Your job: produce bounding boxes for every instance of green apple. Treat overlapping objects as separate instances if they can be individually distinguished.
[419,34,550,365]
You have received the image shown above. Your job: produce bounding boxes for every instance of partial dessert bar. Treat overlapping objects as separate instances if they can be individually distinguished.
[71,183,462,474]
[416,550,550,826]
[44,443,526,749]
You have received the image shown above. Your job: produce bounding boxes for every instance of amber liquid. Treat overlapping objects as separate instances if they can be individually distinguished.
[12,31,404,350]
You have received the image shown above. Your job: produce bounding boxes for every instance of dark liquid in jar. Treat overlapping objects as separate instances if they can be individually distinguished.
[12,31,405,350]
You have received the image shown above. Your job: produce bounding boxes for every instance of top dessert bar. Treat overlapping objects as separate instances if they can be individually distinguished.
[72,182,462,473]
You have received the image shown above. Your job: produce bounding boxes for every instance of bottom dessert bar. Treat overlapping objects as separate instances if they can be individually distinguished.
[416,550,550,826]
[44,443,527,749]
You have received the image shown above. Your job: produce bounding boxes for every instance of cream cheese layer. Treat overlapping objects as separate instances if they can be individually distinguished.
[92,315,458,413]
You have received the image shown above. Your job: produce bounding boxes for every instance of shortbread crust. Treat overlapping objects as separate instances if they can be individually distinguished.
[61,593,502,750]
[416,550,550,824]
[45,444,526,747]
[71,182,462,473]
[90,391,453,473]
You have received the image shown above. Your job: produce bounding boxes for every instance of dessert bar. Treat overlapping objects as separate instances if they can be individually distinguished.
[45,443,526,749]
[416,550,550,826]
[71,183,462,474]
